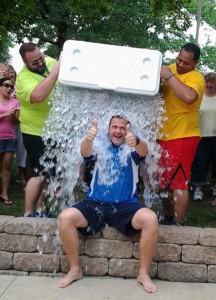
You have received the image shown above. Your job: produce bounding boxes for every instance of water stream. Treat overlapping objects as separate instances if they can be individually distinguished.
[41,84,164,212]
[36,84,165,271]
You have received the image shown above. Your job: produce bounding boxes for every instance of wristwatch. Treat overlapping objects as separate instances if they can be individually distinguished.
[166,73,174,80]
[135,136,140,145]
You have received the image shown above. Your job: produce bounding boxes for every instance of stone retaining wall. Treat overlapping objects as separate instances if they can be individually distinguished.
[0,215,216,283]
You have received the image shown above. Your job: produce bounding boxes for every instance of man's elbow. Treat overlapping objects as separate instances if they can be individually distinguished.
[184,90,198,105]
[30,93,44,103]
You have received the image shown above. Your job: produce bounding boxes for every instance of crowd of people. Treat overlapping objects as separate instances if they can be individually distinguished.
[0,41,215,293]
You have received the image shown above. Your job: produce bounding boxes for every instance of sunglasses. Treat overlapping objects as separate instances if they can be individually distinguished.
[31,55,45,66]
[1,83,14,89]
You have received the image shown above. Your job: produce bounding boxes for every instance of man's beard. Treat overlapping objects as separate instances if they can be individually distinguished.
[28,63,46,75]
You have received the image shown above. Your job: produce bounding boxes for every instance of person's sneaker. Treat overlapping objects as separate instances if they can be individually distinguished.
[172,221,184,226]
[149,192,160,205]
[159,215,174,225]
[25,210,54,218]
[212,185,216,197]
[193,187,204,201]
[159,190,169,199]
[25,212,42,218]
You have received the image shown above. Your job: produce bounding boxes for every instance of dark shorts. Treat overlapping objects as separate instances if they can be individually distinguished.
[22,133,45,177]
[0,138,17,153]
[73,200,142,236]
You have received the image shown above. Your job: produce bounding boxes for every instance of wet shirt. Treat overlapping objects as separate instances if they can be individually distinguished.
[86,139,141,205]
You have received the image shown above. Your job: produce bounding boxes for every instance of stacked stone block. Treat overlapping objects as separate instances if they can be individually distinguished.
[0,215,216,283]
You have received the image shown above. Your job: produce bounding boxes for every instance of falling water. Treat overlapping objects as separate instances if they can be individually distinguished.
[40,84,164,211]
[37,83,164,272]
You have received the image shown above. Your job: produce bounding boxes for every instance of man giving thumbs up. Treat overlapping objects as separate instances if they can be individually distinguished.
[58,115,158,293]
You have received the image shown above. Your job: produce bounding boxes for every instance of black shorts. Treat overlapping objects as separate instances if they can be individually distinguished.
[22,133,45,177]
[73,200,142,237]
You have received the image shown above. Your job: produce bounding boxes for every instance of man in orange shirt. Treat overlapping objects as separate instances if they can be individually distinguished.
[158,43,205,225]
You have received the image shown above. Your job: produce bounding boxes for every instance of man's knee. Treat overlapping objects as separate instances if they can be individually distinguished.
[59,207,86,228]
[59,208,75,225]
[133,208,158,229]
[143,209,158,227]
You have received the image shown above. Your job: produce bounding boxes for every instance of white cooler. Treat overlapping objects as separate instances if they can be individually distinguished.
[59,40,162,96]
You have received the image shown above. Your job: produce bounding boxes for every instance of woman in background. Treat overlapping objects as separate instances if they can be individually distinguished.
[0,77,20,204]
[192,73,216,204]
[8,64,30,189]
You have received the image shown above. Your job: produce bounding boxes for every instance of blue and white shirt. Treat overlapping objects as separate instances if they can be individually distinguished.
[85,135,144,205]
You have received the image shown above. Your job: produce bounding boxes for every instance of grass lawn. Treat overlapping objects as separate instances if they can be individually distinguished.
[0,158,216,228]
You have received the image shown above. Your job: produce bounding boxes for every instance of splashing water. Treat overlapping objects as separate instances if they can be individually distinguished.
[40,84,164,214]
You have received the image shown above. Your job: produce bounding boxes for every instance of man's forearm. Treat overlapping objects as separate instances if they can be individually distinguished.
[81,137,94,157]
[166,75,198,104]
[135,140,148,157]
[30,61,60,103]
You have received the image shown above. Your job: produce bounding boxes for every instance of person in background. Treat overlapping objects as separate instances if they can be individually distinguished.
[8,65,16,83]
[158,43,205,225]
[0,63,9,79]
[16,42,60,217]
[0,63,9,177]
[77,160,89,192]
[77,159,96,193]
[58,116,158,293]
[191,72,216,204]
[8,64,30,190]
[0,77,20,204]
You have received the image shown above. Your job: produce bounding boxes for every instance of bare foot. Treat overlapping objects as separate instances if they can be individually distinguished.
[137,272,157,293]
[58,268,82,288]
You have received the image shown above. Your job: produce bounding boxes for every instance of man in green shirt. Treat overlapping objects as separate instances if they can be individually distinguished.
[16,42,60,217]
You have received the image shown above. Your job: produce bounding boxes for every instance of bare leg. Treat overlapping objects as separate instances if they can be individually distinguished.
[158,188,171,215]
[172,189,188,224]
[24,176,45,216]
[79,160,87,184]
[140,160,148,187]
[1,152,14,201]
[58,207,88,288]
[132,208,158,293]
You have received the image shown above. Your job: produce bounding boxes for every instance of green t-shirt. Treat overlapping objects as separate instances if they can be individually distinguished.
[16,57,57,136]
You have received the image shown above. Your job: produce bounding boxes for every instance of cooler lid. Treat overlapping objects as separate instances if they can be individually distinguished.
[59,40,162,96]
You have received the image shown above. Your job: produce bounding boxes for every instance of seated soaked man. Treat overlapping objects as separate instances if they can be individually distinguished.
[58,115,158,293]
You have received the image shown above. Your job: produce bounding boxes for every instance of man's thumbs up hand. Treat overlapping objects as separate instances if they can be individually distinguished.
[86,118,98,141]
[125,124,138,147]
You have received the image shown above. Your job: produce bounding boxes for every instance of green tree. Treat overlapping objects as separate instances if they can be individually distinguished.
[0,30,13,62]
[0,0,215,70]
[185,0,216,29]
[0,0,191,55]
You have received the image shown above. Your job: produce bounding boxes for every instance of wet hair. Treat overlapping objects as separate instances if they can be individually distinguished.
[109,115,131,127]
[19,42,38,59]
[204,72,216,83]
[180,43,200,61]
[0,77,13,86]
